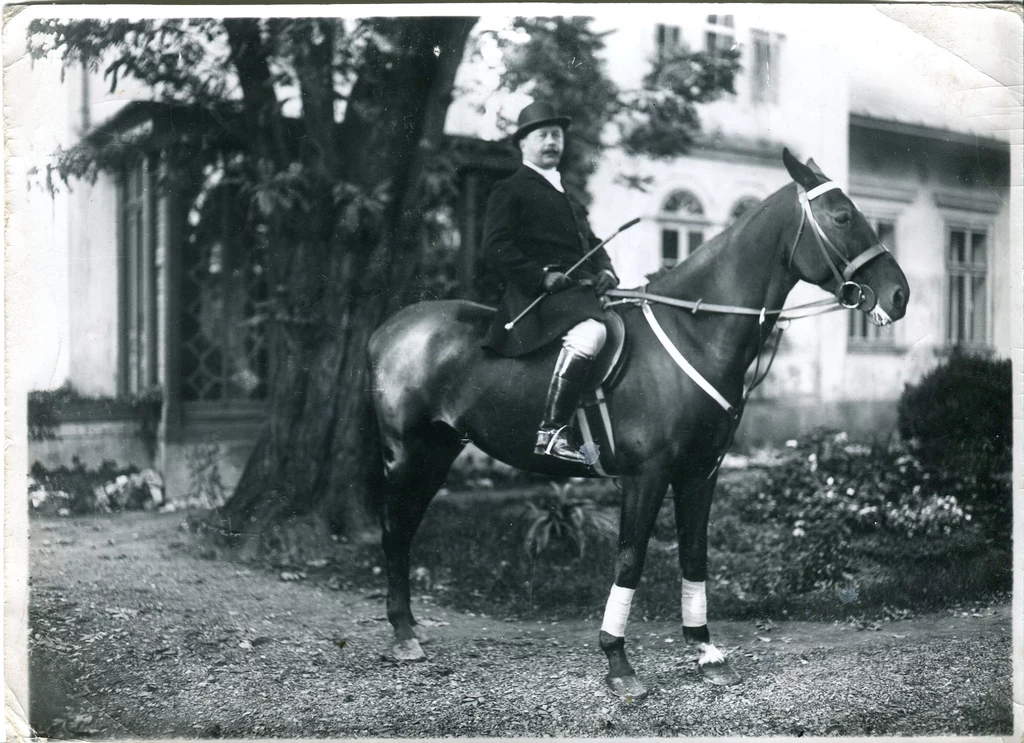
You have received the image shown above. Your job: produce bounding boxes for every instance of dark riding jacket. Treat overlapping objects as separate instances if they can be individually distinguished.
[482,165,617,357]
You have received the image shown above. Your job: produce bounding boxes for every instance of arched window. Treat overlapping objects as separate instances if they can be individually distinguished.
[658,189,706,268]
[730,197,761,223]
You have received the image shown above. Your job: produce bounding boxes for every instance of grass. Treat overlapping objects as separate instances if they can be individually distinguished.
[322,468,1011,623]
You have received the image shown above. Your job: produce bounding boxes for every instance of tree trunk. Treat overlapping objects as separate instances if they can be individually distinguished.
[215,17,476,559]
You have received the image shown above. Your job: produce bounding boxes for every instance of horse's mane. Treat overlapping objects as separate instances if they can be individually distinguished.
[645,183,794,296]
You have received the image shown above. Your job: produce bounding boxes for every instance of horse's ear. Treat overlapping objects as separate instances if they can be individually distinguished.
[783,147,826,191]
[805,157,829,180]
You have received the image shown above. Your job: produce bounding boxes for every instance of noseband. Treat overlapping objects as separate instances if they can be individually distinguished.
[789,181,890,310]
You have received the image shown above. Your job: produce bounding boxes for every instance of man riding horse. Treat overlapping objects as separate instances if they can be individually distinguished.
[482,101,619,465]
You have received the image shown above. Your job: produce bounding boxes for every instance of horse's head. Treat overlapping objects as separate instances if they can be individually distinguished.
[782,149,909,325]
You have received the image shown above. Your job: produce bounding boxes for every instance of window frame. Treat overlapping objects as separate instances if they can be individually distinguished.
[943,218,992,350]
[703,14,735,59]
[846,210,900,352]
[750,29,784,104]
[655,23,682,61]
[117,157,160,397]
[657,188,709,269]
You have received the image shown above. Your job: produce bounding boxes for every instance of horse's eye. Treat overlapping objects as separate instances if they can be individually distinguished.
[834,212,851,226]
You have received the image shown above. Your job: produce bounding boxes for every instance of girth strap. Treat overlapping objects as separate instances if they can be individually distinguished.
[641,301,735,415]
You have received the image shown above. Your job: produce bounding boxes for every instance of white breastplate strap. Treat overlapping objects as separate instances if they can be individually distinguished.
[642,301,735,415]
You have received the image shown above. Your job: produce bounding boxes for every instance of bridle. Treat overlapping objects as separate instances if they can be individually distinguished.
[790,180,891,311]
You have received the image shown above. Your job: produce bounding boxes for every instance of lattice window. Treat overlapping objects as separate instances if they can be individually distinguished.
[849,218,897,345]
[180,181,268,401]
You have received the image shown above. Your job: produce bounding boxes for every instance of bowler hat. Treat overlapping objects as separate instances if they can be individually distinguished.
[513,101,572,142]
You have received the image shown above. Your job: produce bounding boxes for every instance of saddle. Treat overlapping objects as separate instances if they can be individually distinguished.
[575,309,629,477]
[583,309,629,392]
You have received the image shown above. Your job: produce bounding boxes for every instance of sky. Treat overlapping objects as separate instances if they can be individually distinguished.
[3,4,1021,392]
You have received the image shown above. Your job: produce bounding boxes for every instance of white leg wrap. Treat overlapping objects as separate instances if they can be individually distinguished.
[682,579,707,628]
[600,585,635,637]
[698,643,726,666]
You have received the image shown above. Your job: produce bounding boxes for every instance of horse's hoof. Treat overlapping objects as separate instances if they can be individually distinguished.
[605,674,648,701]
[700,659,741,686]
[391,638,426,662]
[412,624,431,645]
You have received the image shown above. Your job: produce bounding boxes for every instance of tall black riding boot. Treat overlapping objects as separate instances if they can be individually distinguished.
[534,347,593,464]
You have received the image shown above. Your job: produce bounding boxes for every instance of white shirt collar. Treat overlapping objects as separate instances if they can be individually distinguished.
[524,160,564,193]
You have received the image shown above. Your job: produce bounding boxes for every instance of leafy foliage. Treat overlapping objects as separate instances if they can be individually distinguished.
[185,443,229,510]
[520,482,617,561]
[619,46,742,158]
[724,429,1001,594]
[28,18,231,100]
[898,349,1012,477]
[26,383,80,441]
[28,383,163,455]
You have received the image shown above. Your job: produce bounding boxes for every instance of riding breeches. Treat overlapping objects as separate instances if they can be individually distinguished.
[562,319,607,359]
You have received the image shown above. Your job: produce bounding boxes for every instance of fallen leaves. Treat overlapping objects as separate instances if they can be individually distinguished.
[107,607,141,621]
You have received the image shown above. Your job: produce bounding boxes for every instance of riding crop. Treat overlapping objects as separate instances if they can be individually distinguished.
[504,217,641,331]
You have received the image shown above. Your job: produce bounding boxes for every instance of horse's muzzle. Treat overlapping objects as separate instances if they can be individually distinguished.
[869,306,893,327]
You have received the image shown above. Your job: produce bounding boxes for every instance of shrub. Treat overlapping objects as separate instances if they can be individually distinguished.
[730,429,1002,593]
[27,383,163,453]
[27,383,79,440]
[898,349,1012,477]
[29,458,164,516]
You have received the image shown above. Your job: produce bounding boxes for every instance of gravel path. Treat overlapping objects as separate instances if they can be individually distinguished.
[28,512,1013,738]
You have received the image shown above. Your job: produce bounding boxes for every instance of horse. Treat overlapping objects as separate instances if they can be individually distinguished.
[366,149,909,698]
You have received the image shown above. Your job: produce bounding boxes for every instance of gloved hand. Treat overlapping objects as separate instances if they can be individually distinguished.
[594,270,619,295]
[542,270,574,293]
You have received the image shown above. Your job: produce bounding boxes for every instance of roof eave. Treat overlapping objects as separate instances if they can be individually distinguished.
[849,113,1009,152]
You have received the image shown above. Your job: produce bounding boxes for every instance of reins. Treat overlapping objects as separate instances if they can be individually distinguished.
[603,289,844,321]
